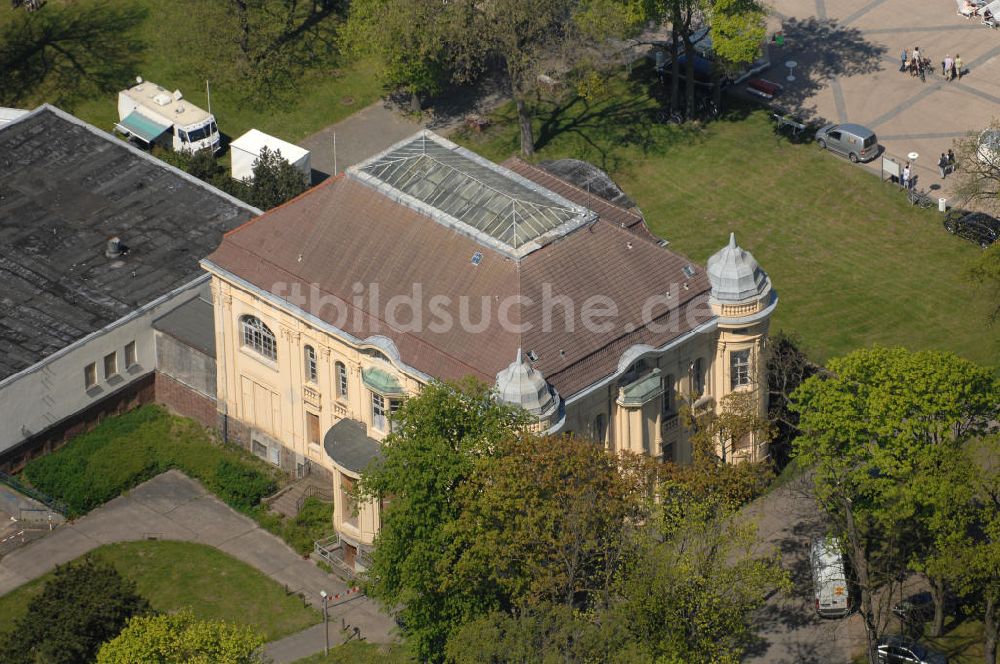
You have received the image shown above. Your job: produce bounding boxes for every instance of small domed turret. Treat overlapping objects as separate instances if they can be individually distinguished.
[495,349,559,420]
[707,233,771,304]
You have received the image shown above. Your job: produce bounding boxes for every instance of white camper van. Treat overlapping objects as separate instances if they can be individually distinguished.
[116,78,220,153]
[811,537,851,618]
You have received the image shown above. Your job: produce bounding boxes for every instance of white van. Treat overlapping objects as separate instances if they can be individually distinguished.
[810,537,851,618]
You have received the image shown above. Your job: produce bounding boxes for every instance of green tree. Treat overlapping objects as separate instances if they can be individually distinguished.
[241,147,309,210]
[344,0,452,110]
[704,0,768,106]
[359,379,530,662]
[791,346,999,664]
[446,434,655,614]
[0,557,150,664]
[618,491,790,664]
[96,610,265,664]
[449,0,643,156]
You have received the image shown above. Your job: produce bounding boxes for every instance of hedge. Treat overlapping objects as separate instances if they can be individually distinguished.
[23,406,278,518]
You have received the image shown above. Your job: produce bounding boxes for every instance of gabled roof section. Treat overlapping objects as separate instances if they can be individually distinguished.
[348,131,596,258]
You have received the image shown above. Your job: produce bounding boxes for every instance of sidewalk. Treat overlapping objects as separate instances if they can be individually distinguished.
[0,471,395,659]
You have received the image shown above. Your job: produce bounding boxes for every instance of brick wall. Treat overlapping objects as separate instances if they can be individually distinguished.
[154,372,217,430]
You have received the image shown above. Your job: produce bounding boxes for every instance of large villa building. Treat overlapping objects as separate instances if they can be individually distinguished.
[203,131,777,574]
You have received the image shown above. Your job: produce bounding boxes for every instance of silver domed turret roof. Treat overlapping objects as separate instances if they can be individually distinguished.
[495,349,559,419]
[706,233,771,303]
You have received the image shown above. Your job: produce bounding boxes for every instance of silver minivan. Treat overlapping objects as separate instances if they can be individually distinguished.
[810,537,851,618]
[815,123,879,163]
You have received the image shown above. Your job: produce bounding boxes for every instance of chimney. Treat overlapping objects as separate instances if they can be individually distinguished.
[105,236,129,259]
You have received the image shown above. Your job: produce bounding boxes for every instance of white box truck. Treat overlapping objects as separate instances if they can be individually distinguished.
[116,78,220,154]
[230,129,311,184]
[811,537,851,618]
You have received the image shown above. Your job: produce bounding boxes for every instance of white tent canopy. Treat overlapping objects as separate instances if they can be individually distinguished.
[982,0,1000,14]
[230,129,311,182]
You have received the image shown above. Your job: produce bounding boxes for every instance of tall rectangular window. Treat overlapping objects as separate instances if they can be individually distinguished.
[84,363,97,389]
[304,346,318,383]
[662,374,674,414]
[731,350,751,389]
[336,362,349,401]
[103,352,118,379]
[124,341,137,367]
[306,412,320,446]
[371,393,387,431]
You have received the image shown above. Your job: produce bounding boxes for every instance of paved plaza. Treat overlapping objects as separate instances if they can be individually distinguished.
[764,0,1000,198]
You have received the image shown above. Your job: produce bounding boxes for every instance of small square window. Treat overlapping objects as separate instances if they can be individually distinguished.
[103,352,118,379]
[84,363,97,389]
[124,341,137,367]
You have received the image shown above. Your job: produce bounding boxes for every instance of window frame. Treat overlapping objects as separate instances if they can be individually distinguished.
[304,345,318,383]
[371,392,387,431]
[730,349,751,389]
[84,362,97,389]
[335,362,349,401]
[240,315,277,362]
[306,411,321,446]
[103,351,118,379]
[124,341,137,368]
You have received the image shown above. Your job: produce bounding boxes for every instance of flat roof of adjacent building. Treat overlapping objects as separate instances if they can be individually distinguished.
[153,296,216,356]
[349,131,596,258]
[0,105,257,381]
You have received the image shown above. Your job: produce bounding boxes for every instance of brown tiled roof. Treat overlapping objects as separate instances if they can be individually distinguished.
[205,162,714,399]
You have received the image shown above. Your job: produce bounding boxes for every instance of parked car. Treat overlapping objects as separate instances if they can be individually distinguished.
[877,635,947,664]
[810,537,851,618]
[815,123,880,162]
[943,209,1000,248]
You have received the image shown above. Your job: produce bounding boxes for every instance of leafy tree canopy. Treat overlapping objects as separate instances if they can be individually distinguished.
[96,610,265,664]
[0,557,150,664]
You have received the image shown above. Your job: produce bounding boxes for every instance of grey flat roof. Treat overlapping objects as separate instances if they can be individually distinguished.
[153,296,216,356]
[0,106,257,380]
[349,131,596,258]
[323,418,382,473]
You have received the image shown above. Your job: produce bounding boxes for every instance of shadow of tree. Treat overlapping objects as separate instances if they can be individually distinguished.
[0,3,147,107]
[770,17,888,125]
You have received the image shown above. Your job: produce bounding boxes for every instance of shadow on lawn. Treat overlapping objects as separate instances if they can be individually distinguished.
[527,72,708,173]
[0,3,147,108]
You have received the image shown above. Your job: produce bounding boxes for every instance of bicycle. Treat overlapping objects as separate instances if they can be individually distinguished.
[907,187,934,209]
[655,108,685,125]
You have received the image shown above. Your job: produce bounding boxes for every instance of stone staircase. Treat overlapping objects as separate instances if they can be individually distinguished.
[266,476,333,519]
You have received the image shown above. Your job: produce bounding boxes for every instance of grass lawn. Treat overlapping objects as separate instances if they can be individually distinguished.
[0,0,382,144]
[453,70,999,369]
[291,640,413,664]
[0,541,320,642]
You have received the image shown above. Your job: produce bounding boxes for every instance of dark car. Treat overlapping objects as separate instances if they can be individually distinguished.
[877,635,948,664]
[943,210,1000,248]
[892,591,935,626]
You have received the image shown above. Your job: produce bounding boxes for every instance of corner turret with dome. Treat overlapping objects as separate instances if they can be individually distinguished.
[706,233,777,321]
[495,349,561,426]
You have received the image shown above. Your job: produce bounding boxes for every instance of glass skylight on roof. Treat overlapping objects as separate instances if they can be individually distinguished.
[349,131,595,257]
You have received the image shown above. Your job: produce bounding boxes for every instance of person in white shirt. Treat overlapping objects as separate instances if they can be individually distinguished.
[902,163,911,189]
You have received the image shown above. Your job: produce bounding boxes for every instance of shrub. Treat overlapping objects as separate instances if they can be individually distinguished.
[23,406,278,517]
[213,459,277,511]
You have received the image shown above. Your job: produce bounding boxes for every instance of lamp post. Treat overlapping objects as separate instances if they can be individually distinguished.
[320,590,329,655]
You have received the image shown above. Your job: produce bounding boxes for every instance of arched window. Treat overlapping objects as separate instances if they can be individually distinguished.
[240,316,276,361]
[304,345,318,383]
[335,362,348,401]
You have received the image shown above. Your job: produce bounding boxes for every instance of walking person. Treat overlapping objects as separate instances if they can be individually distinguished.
[938,153,949,178]
[947,149,957,172]
[902,162,911,190]
[944,55,954,81]
[901,48,908,72]
[955,54,964,79]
